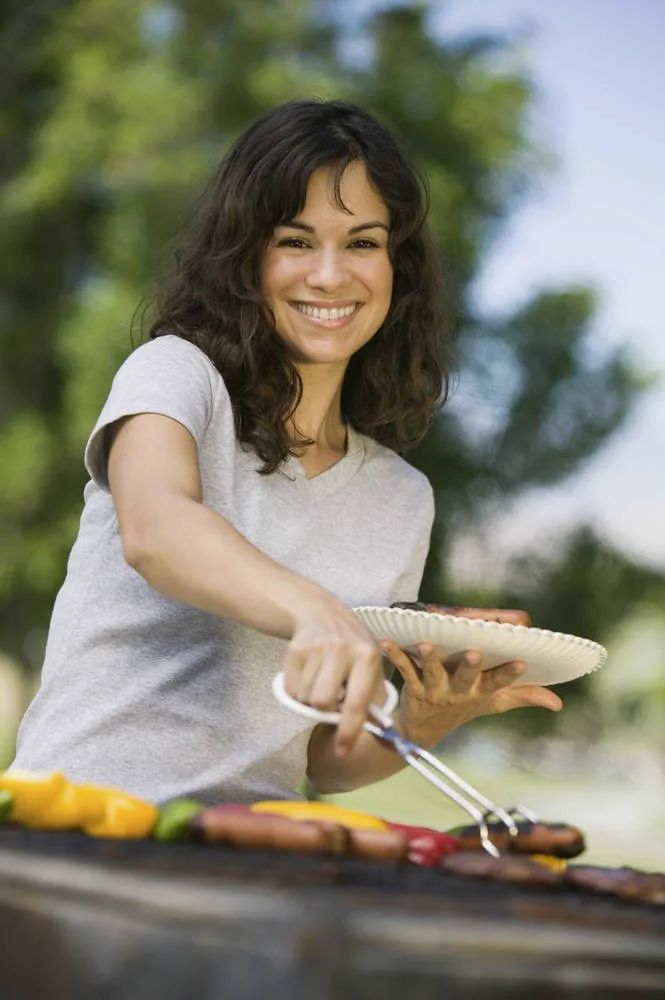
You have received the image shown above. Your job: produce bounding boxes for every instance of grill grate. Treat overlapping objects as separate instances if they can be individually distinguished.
[1,824,663,937]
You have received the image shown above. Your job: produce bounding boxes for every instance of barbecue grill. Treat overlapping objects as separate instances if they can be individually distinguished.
[0,826,663,998]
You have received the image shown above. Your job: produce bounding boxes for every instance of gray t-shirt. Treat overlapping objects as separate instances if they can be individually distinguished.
[12,335,435,804]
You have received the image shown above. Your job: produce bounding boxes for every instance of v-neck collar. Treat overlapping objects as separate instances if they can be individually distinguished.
[281,423,366,501]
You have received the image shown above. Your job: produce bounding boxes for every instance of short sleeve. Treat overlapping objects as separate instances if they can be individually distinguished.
[84,335,218,492]
[389,482,435,603]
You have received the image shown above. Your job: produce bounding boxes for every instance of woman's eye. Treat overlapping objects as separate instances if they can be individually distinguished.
[275,238,380,250]
[277,238,308,248]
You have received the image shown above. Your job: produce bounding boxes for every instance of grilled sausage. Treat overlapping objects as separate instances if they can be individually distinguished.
[191,805,349,855]
[441,851,564,886]
[348,827,409,862]
[391,603,532,626]
[565,865,665,905]
[453,821,585,859]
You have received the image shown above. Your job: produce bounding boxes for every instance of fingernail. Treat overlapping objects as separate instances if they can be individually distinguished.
[419,643,433,655]
[335,744,348,758]
[380,641,391,652]
[465,650,481,665]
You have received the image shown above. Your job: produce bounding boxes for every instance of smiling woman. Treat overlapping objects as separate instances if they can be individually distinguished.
[149,99,452,473]
[9,100,559,809]
[261,162,394,413]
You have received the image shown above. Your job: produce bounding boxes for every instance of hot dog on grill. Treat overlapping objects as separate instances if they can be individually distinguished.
[452,821,585,859]
[347,827,409,862]
[441,851,564,886]
[190,805,410,863]
[191,804,349,855]
[565,865,665,905]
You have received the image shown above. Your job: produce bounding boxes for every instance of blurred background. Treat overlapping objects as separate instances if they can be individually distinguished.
[1,0,663,867]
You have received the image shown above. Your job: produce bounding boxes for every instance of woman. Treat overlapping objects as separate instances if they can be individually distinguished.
[11,99,561,805]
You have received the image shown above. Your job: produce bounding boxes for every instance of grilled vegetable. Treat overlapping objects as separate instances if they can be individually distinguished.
[82,789,158,839]
[0,771,70,826]
[250,800,388,831]
[387,821,460,867]
[529,853,568,873]
[0,770,158,838]
[0,790,13,822]
[153,798,203,841]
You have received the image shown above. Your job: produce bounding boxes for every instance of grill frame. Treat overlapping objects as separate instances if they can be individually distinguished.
[1,826,664,998]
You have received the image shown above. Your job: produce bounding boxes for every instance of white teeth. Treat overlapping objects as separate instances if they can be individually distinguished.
[294,303,357,320]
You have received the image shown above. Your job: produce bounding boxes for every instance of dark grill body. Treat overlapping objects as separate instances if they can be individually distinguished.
[1,826,663,998]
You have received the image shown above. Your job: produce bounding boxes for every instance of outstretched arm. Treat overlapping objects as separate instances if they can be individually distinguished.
[108,412,385,753]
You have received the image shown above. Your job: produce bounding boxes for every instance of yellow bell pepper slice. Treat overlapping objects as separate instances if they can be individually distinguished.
[250,800,387,831]
[0,770,157,838]
[0,771,74,827]
[530,853,568,873]
[83,789,158,839]
[40,781,107,829]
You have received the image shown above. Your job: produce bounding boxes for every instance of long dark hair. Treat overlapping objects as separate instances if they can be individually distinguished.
[149,98,452,474]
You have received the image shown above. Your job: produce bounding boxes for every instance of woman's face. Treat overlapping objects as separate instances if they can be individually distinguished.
[261,161,393,369]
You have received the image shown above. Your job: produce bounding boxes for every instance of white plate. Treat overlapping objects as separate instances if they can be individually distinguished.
[352,606,608,687]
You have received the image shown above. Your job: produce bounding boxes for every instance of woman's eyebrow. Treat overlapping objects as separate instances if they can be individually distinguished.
[277,220,389,234]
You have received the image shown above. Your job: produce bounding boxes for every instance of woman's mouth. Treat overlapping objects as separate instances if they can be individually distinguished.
[288,301,362,327]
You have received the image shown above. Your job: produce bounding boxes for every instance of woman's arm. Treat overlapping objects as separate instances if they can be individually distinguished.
[108,412,385,752]
[307,720,408,794]
[110,412,324,637]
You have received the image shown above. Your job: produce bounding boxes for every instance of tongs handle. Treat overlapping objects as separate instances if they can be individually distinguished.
[271,672,399,723]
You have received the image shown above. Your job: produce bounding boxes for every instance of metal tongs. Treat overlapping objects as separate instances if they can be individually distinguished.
[273,673,538,857]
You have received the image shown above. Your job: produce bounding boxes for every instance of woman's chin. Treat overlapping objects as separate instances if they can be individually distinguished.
[286,341,355,367]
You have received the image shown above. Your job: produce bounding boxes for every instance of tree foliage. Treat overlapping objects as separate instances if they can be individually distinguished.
[0,0,653,675]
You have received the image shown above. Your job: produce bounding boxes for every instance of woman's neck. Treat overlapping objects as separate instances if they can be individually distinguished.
[289,362,348,451]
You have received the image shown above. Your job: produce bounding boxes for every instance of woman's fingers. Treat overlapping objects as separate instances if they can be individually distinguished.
[336,651,382,755]
[296,650,329,704]
[494,684,563,713]
[381,642,425,698]
[445,649,483,694]
[480,659,526,693]
[283,643,309,700]
[309,657,352,710]
[416,644,445,690]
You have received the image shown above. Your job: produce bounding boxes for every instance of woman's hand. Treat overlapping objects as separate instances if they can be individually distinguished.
[284,600,385,757]
[382,641,563,749]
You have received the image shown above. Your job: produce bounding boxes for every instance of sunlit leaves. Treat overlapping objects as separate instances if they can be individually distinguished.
[0,0,656,678]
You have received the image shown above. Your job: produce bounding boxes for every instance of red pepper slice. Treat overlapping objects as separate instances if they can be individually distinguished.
[387,821,461,867]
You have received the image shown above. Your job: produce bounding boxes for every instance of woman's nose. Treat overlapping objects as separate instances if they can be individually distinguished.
[304,249,349,291]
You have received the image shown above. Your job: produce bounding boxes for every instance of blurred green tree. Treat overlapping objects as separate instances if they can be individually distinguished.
[461,527,665,734]
[0,0,656,689]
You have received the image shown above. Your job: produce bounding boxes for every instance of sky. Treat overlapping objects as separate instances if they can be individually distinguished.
[421,0,665,576]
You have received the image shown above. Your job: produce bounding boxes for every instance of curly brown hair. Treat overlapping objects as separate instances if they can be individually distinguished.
[148,98,452,474]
